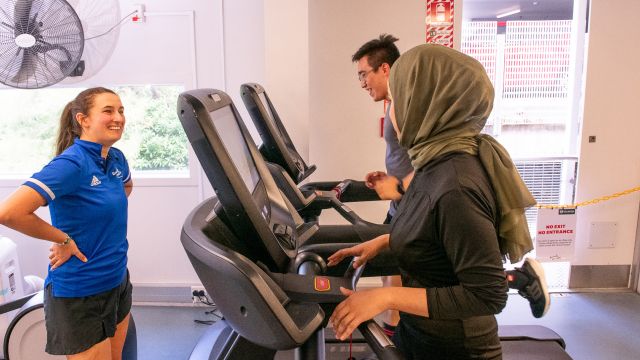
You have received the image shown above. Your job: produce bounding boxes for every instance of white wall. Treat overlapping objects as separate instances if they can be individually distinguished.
[221,0,266,140]
[573,0,640,266]
[307,0,425,223]
[264,0,310,162]
[308,0,425,181]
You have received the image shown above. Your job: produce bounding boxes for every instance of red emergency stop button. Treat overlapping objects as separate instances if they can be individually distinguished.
[314,276,331,292]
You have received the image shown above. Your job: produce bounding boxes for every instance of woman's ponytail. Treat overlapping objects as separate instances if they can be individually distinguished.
[55,101,81,155]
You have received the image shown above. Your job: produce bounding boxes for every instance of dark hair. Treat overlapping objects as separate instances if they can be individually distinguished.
[352,34,401,70]
[55,87,117,155]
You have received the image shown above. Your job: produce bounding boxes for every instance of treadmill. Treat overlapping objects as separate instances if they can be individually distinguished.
[177,88,402,360]
[237,84,573,359]
[177,88,571,359]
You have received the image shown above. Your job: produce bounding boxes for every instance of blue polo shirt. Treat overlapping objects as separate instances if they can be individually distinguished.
[24,139,130,297]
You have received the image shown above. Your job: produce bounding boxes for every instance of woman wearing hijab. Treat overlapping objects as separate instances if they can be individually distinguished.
[328,44,536,359]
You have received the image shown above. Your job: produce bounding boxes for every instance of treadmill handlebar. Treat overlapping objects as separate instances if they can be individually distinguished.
[301,180,380,202]
[266,268,357,304]
[358,320,404,360]
[343,256,365,289]
[329,196,361,225]
[331,180,352,201]
[301,190,364,225]
[267,252,367,304]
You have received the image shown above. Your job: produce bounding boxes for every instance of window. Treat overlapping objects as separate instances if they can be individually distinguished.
[0,85,188,181]
[461,1,582,289]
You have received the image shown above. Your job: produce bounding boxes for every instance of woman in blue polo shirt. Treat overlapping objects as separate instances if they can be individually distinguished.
[0,87,133,358]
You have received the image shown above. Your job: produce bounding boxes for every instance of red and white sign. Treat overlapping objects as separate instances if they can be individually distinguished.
[535,207,577,261]
[426,0,455,48]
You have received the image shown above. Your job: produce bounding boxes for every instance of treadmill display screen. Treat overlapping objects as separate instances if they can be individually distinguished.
[210,106,260,192]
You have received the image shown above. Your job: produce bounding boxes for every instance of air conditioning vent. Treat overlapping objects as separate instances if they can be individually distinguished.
[515,160,563,226]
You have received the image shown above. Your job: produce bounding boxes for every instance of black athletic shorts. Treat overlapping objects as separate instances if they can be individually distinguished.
[44,270,133,355]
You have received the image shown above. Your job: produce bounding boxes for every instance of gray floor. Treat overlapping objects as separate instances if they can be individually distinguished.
[131,292,640,360]
[496,292,640,360]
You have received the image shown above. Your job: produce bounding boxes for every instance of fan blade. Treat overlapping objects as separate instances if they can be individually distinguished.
[13,0,34,36]
[11,48,36,83]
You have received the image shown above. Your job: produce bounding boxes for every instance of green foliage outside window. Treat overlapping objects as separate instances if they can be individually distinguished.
[0,85,187,177]
[114,86,188,171]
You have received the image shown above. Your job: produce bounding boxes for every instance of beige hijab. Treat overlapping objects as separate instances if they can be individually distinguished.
[389,44,536,262]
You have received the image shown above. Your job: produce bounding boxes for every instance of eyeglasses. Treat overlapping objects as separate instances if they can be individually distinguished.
[357,69,376,83]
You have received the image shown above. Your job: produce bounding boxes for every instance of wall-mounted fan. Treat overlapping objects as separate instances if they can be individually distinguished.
[0,0,123,89]
[0,0,83,89]
[60,0,122,85]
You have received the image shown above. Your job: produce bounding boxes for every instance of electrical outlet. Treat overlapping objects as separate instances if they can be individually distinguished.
[190,285,208,304]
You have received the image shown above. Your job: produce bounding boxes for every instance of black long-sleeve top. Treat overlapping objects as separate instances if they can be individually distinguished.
[389,152,508,324]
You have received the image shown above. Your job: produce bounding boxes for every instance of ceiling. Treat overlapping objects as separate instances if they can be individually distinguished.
[462,0,575,21]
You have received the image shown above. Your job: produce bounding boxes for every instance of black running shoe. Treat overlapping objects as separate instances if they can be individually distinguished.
[516,258,550,318]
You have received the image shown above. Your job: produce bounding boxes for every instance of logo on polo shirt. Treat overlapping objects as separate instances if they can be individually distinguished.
[90,175,102,187]
[111,168,123,178]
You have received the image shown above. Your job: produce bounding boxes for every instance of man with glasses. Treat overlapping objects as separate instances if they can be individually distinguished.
[351,35,551,327]
[351,34,414,337]
[353,34,412,224]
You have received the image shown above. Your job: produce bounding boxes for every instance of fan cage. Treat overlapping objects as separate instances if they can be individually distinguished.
[0,0,84,89]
